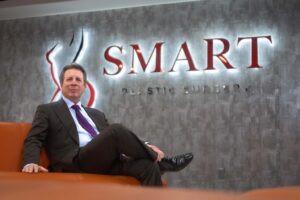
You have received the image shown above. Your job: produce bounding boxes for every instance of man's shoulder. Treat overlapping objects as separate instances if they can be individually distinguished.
[36,100,64,110]
[84,106,105,115]
[85,106,103,112]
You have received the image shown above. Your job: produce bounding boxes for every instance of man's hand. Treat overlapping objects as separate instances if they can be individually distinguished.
[22,163,49,173]
[146,144,165,162]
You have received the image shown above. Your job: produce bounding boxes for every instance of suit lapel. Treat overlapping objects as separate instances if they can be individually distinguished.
[54,99,79,144]
[84,107,102,131]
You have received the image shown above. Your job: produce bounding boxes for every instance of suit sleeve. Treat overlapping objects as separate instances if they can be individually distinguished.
[22,105,49,168]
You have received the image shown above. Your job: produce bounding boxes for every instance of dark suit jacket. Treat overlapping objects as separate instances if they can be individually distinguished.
[22,99,109,172]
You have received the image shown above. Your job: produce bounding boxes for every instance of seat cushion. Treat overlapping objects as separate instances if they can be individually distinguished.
[0,122,48,171]
[0,172,140,185]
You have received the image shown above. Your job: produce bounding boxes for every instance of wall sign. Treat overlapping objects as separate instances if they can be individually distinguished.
[103,35,273,75]
[45,29,274,106]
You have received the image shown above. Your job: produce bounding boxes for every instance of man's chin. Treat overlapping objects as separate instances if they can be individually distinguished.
[65,95,80,103]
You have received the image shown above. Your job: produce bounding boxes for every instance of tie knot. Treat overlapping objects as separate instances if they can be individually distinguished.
[71,104,81,111]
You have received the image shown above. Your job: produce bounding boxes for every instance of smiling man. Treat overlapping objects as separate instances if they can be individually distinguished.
[22,63,193,186]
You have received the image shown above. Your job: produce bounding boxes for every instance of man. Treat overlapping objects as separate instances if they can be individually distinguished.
[22,63,193,186]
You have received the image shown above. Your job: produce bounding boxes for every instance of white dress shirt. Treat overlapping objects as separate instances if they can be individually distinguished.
[62,95,100,147]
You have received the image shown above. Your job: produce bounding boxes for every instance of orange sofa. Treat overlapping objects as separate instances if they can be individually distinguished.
[1,122,299,200]
[0,122,140,185]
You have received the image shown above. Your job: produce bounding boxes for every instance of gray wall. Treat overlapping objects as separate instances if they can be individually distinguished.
[0,0,299,191]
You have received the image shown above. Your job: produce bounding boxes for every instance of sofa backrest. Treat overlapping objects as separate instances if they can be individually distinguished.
[0,122,49,171]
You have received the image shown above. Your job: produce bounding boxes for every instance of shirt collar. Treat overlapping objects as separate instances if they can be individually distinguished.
[62,95,82,109]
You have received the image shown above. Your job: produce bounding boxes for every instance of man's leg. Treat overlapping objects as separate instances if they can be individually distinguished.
[77,123,157,174]
[111,159,162,186]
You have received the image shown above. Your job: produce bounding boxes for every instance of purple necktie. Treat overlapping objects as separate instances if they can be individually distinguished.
[71,104,97,138]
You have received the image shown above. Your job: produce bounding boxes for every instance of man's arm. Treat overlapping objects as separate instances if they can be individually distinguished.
[22,105,49,173]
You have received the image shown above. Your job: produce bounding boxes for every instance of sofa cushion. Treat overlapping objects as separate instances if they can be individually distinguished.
[0,122,48,171]
[0,172,140,185]
[0,178,238,200]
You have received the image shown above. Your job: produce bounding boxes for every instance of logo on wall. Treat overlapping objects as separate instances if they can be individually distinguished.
[102,35,273,75]
[44,27,274,101]
[45,29,95,107]
[101,34,274,97]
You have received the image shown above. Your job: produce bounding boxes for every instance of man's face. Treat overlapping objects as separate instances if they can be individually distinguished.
[61,69,86,103]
